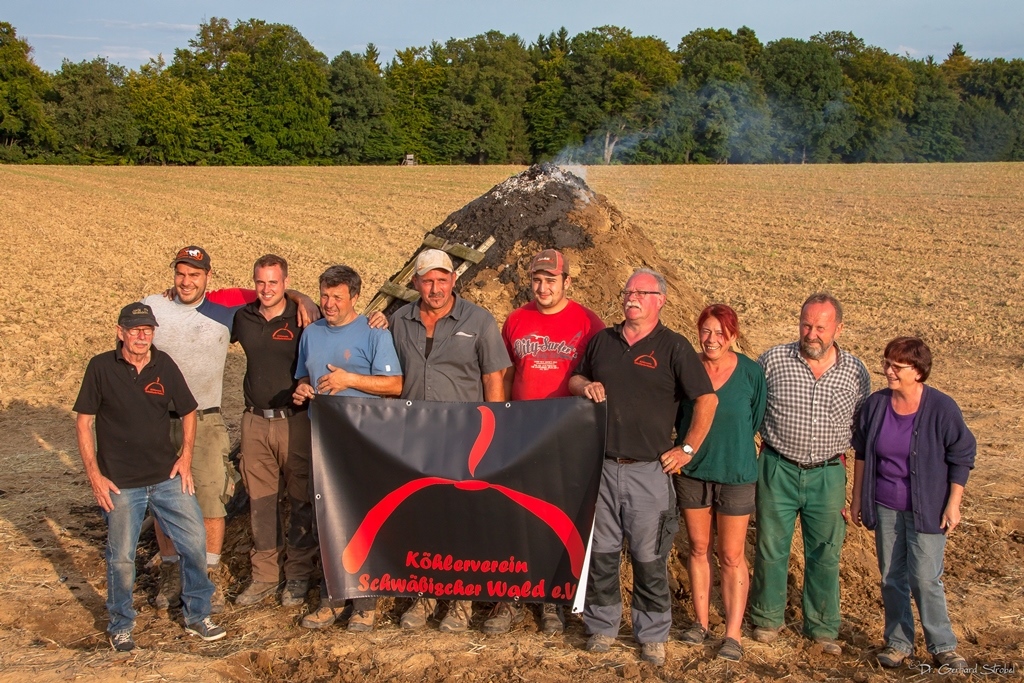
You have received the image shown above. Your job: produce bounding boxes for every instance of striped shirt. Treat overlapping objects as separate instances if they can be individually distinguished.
[758,341,871,465]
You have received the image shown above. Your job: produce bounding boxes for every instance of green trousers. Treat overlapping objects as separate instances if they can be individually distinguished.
[750,448,847,639]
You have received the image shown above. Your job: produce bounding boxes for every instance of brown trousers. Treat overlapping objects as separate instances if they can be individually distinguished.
[239,411,317,583]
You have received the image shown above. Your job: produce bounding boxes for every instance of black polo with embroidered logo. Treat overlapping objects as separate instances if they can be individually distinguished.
[231,298,305,410]
[73,342,197,488]
[574,322,713,461]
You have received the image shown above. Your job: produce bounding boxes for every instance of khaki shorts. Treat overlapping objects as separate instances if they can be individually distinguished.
[170,412,236,518]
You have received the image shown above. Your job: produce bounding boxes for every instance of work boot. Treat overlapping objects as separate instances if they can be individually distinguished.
[281,579,309,607]
[586,633,616,652]
[482,601,523,634]
[301,604,340,629]
[540,603,564,635]
[153,562,182,610]
[347,609,376,633]
[235,580,279,606]
[641,642,666,666]
[400,597,437,630]
[438,600,473,633]
[752,625,780,643]
[207,566,227,614]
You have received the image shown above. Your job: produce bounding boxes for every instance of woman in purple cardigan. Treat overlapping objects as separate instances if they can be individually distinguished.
[850,337,975,670]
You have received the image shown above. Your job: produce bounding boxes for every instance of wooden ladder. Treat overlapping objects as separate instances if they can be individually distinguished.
[362,235,496,315]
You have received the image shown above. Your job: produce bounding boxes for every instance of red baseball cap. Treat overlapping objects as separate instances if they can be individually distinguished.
[530,249,568,275]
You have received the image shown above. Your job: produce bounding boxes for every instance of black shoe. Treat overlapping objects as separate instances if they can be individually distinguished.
[109,631,135,652]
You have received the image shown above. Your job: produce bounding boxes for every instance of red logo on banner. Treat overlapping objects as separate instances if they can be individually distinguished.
[342,406,585,578]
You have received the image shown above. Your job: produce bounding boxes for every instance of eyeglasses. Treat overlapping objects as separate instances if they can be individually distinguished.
[620,290,661,299]
[125,327,154,338]
[882,359,913,372]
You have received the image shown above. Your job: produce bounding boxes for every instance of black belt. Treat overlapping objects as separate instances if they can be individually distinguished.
[245,406,298,419]
[170,407,220,419]
[776,451,844,470]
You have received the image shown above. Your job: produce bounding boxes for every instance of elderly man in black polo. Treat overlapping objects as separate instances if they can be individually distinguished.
[570,268,717,667]
[74,303,226,652]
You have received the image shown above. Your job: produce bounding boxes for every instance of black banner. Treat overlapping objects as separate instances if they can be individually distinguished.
[310,396,606,607]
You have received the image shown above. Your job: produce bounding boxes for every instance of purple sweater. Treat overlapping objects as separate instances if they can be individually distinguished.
[853,385,976,534]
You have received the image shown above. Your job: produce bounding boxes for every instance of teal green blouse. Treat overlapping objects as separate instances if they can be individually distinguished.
[675,352,766,485]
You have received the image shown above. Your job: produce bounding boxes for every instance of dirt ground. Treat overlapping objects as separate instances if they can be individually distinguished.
[0,164,1022,682]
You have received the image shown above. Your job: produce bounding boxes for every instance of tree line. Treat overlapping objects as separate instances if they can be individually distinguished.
[2,19,1022,165]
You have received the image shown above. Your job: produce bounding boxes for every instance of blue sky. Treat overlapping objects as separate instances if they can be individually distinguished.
[8,0,1022,73]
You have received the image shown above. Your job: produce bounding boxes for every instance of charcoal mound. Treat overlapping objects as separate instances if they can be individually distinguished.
[382,163,705,342]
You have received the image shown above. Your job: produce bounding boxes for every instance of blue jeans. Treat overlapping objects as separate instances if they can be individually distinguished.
[103,476,214,634]
[874,505,957,655]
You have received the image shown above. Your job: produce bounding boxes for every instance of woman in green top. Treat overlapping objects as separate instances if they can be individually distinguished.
[674,304,766,662]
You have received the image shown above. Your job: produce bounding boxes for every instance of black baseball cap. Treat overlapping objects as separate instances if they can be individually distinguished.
[118,303,159,329]
[171,245,211,271]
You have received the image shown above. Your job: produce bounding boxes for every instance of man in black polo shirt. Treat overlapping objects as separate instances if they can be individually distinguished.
[570,269,717,667]
[74,303,226,652]
[231,254,317,609]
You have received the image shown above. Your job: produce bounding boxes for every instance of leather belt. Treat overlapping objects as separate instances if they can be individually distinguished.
[777,451,844,470]
[606,457,641,465]
[245,406,297,419]
[170,407,220,419]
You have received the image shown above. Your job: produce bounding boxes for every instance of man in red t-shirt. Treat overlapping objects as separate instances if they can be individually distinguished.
[485,248,605,635]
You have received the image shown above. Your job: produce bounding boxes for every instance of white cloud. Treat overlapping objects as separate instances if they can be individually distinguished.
[95,20,197,32]
[897,44,920,56]
[98,45,161,62]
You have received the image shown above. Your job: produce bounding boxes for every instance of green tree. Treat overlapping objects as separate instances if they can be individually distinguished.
[954,96,1016,161]
[562,26,680,163]
[760,38,853,163]
[328,49,401,163]
[0,22,55,159]
[126,56,198,164]
[524,29,573,160]
[903,58,963,161]
[384,46,447,162]
[49,57,137,163]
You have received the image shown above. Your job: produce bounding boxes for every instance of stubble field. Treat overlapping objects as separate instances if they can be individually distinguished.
[0,163,1022,682]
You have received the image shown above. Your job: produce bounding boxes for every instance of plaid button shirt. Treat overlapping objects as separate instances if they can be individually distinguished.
[758,341,871,465]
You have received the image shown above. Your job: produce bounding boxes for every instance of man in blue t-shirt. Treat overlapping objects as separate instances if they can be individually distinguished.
[292,265,403,632]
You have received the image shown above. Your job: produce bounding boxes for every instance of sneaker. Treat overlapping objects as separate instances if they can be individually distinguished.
[877,646,908,668]
[109,631,135,652]
[482,602,522,634]
[439,600,473,633]
[301,604,340,629]
[679,621,709,645]
[347,609,376,633]
[752,625,781,643]
[207,566,227,614]
[540,603,564,635]
[400,597,437,630]
[814,636,842,656]
[585,633,616,652]
[934,651,968,669]
[641,641,666,666]
[281,579,309,608]
[153,562,182,610]
[185,617,227,642]
[235,580,279,606]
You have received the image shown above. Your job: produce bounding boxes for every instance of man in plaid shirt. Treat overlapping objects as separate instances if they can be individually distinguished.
[750,293,871,655]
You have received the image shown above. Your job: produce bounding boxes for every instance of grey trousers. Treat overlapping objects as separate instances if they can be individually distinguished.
[583,459,678,643]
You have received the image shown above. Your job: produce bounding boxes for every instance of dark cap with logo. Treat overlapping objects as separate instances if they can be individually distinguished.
[530,249,569,275]
[118,303,159,329]
[171,245,211,271]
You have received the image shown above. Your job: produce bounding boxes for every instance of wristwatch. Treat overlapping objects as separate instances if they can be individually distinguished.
[681,443,694,455]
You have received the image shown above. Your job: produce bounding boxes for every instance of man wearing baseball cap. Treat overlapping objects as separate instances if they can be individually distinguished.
[389,248,511,633]
[483,249,606,634]
[74,303,226,651]
[142,245,318,612]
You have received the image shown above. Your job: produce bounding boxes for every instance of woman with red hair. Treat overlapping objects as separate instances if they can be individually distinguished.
[675,304,766,661]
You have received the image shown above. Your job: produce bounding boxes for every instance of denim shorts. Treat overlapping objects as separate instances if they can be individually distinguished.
[674,473,755,516]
